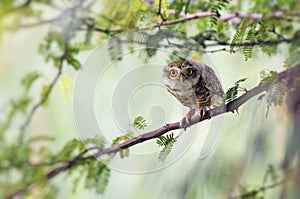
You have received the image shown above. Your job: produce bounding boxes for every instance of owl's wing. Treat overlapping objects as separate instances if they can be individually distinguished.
[187,60,225,106]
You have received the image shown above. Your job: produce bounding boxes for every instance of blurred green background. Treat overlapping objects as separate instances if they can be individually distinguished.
[0,26,289,199]
[0,0,296,198]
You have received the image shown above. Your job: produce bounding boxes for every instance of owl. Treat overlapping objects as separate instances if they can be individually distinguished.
[163,59,225,128]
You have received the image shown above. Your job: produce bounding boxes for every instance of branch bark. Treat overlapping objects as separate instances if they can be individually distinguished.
[5,63,300,199]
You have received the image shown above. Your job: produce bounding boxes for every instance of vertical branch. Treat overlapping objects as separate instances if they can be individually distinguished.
[157,0,166,21]
[184,0,191,14]
[19,50,67,143]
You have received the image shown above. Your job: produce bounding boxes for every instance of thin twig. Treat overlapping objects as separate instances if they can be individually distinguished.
[229,180,286,199]
[154,11,213,27]
[258,22,287,40]
[13,0,86,29]
[184,0,192,15]
[14,9,300,32]
[5,63,300,199]
[157,0,166,22]
[17,16,63,29]
[204,47,244,53]
[19,49,67,142]
[18,0,86,141]
[205,33,300,47]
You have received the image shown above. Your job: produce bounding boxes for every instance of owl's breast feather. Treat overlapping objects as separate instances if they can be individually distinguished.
[164,80,198,109]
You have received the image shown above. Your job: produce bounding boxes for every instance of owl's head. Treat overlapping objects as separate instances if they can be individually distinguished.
[163,60,201,88]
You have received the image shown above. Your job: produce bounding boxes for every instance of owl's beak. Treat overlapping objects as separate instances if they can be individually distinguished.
[180,73,188,82]
[179,74,184,82]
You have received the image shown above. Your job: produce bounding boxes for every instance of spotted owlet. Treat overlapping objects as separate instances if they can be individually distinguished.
[163,59,225,128]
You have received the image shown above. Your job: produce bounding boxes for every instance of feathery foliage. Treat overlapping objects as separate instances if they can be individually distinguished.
[258,70,285,117]
[226,78,248,103]
[156,133,177,162]
[210,0,231,26]
[133,116,147,130]
[1,0,300,197]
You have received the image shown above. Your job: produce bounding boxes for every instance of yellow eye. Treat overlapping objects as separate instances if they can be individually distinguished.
[170,69,177,77]
[186,68,193,76]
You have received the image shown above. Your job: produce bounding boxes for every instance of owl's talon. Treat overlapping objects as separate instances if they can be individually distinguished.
[206,110,212,119]
[199,108,206,118]
[180,115,193,130]
[180,108,196,129]
[198,107,212,119]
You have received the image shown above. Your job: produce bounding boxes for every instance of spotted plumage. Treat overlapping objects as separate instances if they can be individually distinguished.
[163,59,225,128]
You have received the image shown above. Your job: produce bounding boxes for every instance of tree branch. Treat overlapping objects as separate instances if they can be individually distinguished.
[229,179,286,199]
[19,47,67,142]
[205,33,300,47]
[156,0,166,21]
[153,10,300,28]
[153,11,213,27]
[5,63,300,199]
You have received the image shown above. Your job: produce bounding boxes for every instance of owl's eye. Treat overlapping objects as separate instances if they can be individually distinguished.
[170,69,178,77]
[186,68,194,76]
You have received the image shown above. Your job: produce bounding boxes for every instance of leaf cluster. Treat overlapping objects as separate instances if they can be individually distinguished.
[226,78,248,103]
[133,116,147,130]
[258,70,286,117]
[112,132,134,158]
[156,133,177,162]
[1,0,300,197]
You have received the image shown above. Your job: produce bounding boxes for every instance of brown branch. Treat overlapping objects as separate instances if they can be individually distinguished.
[153,11,213,27]
[18,0,84,141]
[5,63,300,199]
[205,33,300,48]
[19,50,67,142]
[156,0,166,21]
[184,0,192,15]
[11,5,300,33]
[229,180,286,199]
[203,47,243,53]
[152,10,300,28]
[12,0,86,30]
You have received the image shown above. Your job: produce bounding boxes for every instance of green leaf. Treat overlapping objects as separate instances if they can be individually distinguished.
[259,70,278,84]
[258,71,285,117]
[55,139,84,160]
[234,78,248,85]
[265,80,285,117]
[133,116,147,130]
[210,0,231,26]
[85,162,110,194]
[261,45,277,56]
[40,85,50,106]
[112,132,133,146]
[21,72,40,92]
[12,97,31,114]
[83,135,106,148]
[66,55,81,70]
[156,133,177,162]
[156,133,176,147]
[230,20,247,52]
[112,132,133,158]
[226,78,248,103]
[243,24,257,61]
[226,85,238,102]
[284,39,300,68]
